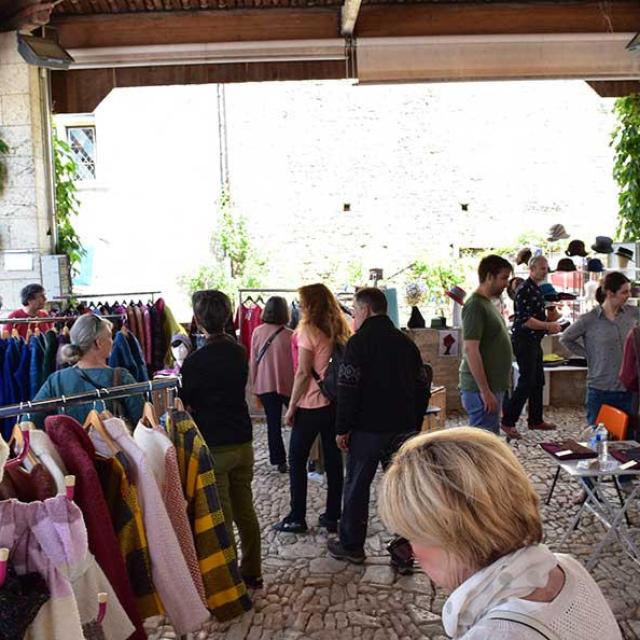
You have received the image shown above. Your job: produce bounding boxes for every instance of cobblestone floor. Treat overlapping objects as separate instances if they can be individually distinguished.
[148,408,640,639]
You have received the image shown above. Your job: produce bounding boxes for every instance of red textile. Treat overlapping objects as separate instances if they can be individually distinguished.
[143,307,153,366]
[234,304,263,357]
[45,415,145,640]
[2,309,52,338]
[620,327,640,392]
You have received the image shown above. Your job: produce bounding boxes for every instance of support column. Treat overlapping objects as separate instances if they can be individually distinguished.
[0,31,53,311]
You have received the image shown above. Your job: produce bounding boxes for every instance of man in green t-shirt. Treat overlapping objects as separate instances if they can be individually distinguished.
[459,255,518,437]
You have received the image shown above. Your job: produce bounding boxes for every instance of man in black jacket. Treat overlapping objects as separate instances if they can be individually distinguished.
[327,288,429,564]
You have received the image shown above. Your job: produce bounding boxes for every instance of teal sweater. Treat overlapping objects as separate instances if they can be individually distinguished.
[33,366,144,428]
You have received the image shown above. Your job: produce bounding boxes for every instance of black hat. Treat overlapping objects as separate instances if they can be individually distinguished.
[565,239,588,257]
[516,247,532,266]
[558,292,577,301]
[615,246,634,261]
[591,236,614,254]
[587,258,605,273]
[555,258,577,272]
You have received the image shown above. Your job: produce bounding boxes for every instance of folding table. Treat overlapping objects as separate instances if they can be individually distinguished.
[541,441,640,571]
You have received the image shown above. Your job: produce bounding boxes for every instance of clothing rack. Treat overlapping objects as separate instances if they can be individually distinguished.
[0,377,181,419]
[0,314,126,324]
[57,291,162,302]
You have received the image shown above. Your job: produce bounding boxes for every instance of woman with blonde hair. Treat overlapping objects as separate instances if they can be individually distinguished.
[273,283,351,534]
[379,427,621,639]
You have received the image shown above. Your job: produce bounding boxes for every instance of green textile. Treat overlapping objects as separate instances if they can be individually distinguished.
[210,441,262,582]
[459,293,513,393]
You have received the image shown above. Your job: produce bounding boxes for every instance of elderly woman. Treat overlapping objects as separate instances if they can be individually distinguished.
[33,314,143,426]
[379,427,621,639]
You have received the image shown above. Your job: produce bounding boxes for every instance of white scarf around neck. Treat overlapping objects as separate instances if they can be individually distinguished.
[442,544,558,638]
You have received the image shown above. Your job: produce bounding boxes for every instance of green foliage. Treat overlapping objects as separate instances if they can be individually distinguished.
[53,132,86,275]
[179,184,266,301]
[410,259,465,312]
[612,94,640,240]
[0,134,9,196]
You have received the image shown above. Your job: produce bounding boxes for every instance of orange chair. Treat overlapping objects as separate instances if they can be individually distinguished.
[595,404,629,442]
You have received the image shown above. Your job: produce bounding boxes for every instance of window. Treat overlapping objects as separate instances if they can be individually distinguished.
[66,126,96,180]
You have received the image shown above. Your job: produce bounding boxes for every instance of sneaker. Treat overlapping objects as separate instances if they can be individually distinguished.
[318,513,338,533]
[272,518,308,534]
[327,539,365,564]
[528,421,556,431]
[276,463,288,473]
[308,471,325,484]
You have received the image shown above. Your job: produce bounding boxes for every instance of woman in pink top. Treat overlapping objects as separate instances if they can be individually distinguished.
[273,283,351,534]
[250,297,294,473]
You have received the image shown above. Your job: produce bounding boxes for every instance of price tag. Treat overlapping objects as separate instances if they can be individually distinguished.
[555,450,573,458]
[619,460,637,471]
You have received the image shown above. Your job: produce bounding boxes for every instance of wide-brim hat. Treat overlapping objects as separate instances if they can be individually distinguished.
[548,224,570,242]
[565,239,588,257]
[587,258,605,272]
[445,285,466,306]
[615,246,634,260]
[516,247,532,266]
[591,236,613,254]
[554,258,577,273]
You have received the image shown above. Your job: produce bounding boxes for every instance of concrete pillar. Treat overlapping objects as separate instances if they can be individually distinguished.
[0,31,53,311]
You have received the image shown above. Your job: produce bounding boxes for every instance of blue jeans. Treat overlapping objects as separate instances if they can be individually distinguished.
[586,388,633,427]
[460,390,505,435]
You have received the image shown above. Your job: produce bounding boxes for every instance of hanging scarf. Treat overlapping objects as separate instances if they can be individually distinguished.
[442,544,557,638]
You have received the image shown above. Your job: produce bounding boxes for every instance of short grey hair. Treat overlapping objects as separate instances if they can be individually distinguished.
[528,255,548,270]
[60,314,113,365]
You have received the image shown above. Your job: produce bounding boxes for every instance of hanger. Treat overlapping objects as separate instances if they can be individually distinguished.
[256,295,265,305]
[142,382,159,428]
[9,413,39,468]
[83,393,121,457]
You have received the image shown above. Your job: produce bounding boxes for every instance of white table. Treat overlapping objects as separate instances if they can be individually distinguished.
[541,441,640,571]
[512,363,586,406]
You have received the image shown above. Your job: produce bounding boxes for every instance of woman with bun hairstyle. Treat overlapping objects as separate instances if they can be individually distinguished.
[33,314,143,427]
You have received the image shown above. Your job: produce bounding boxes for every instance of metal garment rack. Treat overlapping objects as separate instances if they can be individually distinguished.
[0,377,181,419]
[56,291,162,302]
[0,314,126,325]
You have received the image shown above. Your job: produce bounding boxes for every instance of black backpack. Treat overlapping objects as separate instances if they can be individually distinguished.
[311,342,345,403]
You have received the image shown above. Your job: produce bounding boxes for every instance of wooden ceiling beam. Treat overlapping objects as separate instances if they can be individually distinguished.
[50,2,640,50]
[355,2,640,37]
[587,80,640,98]
[52,8,341,49]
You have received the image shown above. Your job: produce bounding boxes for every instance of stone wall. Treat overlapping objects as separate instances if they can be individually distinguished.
[0,31,52,311]
[53,79,619,321]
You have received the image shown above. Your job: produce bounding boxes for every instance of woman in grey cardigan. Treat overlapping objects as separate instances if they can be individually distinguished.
[560,271,639,424]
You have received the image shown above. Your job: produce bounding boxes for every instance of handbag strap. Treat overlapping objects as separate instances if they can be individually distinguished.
[255,326,285,366]
[483,611,560,640]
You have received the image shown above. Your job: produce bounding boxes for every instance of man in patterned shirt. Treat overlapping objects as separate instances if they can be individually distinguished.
[502,255,561,435]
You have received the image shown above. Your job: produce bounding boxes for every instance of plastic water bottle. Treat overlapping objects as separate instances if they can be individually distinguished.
[596,423,609,464]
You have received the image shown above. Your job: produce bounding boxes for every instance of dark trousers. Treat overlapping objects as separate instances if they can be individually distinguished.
[340,430,416,552]
[258,392,289,465]
[289,404,343,523]
[502,334,544,427]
